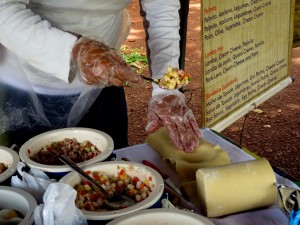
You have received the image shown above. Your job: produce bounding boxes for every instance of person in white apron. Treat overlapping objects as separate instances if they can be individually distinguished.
[0,0,202,152]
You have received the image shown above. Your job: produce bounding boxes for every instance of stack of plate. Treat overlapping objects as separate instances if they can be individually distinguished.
[0,146,19,184]
[18,127,114,177]
[107,208,215,225]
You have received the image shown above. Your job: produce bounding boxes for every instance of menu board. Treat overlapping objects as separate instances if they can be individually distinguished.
[201,0,295,130]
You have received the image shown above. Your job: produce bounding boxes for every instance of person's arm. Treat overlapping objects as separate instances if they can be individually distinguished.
[0,0,78,83]
[0,1,144,87]
[140,0,181,83]
[140,0,202,152]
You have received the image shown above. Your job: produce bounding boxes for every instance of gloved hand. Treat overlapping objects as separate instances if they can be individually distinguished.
[145,91,202,152]
[71,37,145,87]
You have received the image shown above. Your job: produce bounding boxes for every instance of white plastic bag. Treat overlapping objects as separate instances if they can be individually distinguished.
[11,162,56,203]
[277,184,300,225]
[34,183,87,225]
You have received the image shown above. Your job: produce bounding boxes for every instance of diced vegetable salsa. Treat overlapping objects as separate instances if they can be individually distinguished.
[75,167,152,211]
[30,138,101,165]
[0,163,8,174]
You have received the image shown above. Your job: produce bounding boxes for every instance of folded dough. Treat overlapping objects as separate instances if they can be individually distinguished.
[146,128,231,200]
[146,128,230,165]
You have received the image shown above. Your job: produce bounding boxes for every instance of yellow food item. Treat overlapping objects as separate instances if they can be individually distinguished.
[146,128,231,202]
[180,180,200,207]
[157,66,192,89]
[146,128,230,167]
[196,158,277,217]
[0,209,19,219]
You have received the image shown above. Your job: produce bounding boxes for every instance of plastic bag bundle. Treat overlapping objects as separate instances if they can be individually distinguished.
[278,184,300,225]
[11,162,56,203]
[34,183,87,225]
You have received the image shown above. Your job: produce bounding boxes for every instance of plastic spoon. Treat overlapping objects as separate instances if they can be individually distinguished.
[58,155,135,210]
[140,75,160,85]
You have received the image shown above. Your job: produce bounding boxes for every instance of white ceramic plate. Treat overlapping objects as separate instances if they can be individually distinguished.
[59,161,165,220]
[19,127,114,173]
[0,186,37,225]
[107,208,215,225]
[0,146,20,183]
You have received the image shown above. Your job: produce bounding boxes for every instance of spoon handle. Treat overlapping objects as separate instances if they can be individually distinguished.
[140,75,159,84]
[58,155,105,193]
[59,155,136,209]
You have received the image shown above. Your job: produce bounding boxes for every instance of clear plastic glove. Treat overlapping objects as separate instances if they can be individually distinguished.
[145,91,202,152]
[71,37,145,87]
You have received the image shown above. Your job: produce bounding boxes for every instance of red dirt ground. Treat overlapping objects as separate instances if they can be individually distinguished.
[124,0,300,181]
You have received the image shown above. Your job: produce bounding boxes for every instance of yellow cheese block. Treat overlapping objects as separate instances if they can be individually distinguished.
[196,158,277,217]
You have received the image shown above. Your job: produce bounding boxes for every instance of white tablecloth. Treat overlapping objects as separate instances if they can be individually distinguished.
[113,128,298,225]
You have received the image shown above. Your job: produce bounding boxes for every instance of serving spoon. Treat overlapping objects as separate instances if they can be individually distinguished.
[140,75,160,85]
[58,155,135,210]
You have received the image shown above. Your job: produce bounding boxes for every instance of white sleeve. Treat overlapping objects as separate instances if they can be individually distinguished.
[140,0,181,96]
[0,0,78,83]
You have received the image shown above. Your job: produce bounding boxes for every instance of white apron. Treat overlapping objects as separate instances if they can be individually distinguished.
[0,0,131,136]
[0,0,181,144]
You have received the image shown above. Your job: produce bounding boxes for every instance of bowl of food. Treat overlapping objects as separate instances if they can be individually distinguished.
[0,146,20,184]
[59,161,164,221]
[19,127,114,175]
[0,186,37,225]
